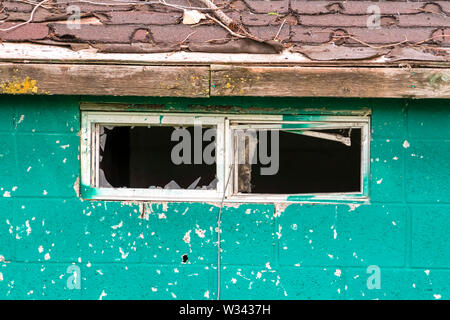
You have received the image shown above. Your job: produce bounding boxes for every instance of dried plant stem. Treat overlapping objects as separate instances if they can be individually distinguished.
[205,14,246,39]
[0,0,50,32]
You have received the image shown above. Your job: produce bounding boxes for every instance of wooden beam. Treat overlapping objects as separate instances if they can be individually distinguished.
[210,65,450,98]
[0,63,210,97]
[1,62,449,98]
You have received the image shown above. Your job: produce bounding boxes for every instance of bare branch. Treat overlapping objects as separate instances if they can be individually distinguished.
[197,0,233,27]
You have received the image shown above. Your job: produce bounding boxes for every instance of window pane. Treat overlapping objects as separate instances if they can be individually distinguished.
[236,128,361,194]
[99,125,217,189]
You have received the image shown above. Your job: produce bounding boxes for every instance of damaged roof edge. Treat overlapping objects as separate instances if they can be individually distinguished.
[0,43,449,67]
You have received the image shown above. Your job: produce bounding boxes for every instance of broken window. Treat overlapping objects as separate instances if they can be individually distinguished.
[234,128,361,194]
[227,116,370,202]
[81,113,225,201]
[99,126,217,190]
[81,112,369,202]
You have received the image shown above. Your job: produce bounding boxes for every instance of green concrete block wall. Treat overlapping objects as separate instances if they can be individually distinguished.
[0,96,448,300]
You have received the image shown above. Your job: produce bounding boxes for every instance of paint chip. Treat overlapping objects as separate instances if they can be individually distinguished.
[348,203,360,211]
[158,212,167,219]
[119,247,129,259]
[111,221,123,229]
[334,269,342,277]
[17,115,24,124]
[183,230,192,244]
[99,290,107,300]
[195,228,206,238]
[403,140,410,148]
[73,177,80,197]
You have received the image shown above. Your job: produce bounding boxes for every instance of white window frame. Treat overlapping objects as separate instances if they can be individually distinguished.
[80,112,225,201]
[225,114,370,203]
[81,111,370,203]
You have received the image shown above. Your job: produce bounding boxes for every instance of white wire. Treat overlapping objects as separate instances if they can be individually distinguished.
[216,161,234,300]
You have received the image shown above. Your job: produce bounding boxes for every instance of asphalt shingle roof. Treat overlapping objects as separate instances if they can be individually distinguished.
[0,0,449,61]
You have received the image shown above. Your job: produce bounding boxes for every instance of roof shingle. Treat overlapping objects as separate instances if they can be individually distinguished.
[0,0,448,61]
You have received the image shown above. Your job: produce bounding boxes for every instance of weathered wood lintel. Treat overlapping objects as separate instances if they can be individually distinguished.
[0,63,449,98]
[0,63,210,97]
[210,65,450,99]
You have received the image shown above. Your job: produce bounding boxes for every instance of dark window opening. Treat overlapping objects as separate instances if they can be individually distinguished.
[237,128,361,194]
[99,126,217,189]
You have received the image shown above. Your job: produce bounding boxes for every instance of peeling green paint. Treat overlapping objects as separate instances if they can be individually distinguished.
[0,96,449,300]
